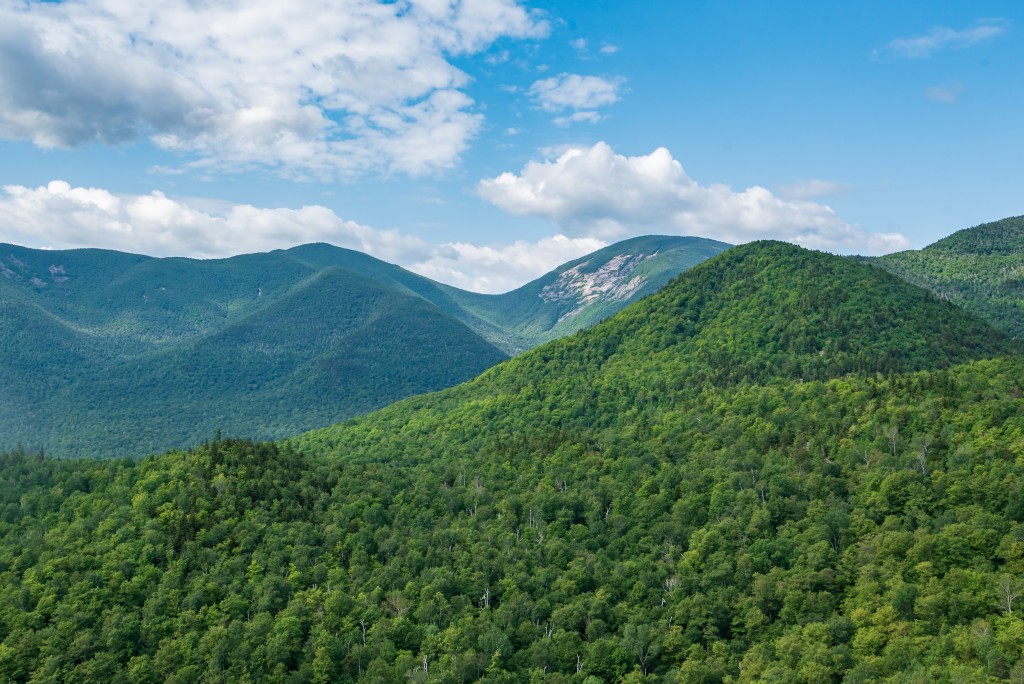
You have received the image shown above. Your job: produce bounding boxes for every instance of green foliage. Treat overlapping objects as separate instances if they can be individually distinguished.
[0,243,506,459]
[471,240,1014,395]
[0,241,1022,680]
[3,357,1024,681]
[0,237,725,459]
[869,215,1024,339]
[451,235,730,350]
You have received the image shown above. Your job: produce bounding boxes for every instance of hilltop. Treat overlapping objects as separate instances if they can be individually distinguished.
[1,241,1021,681]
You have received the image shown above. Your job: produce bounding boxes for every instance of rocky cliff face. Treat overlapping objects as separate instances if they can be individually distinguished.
[0,254,68,286]
[540,252,656,321]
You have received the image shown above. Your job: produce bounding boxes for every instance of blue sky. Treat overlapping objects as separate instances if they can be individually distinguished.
[0,1,1020,292]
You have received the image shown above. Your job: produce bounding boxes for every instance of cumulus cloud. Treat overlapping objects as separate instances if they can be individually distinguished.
[0,180,433,262]
[778,179,854,200]
[884,20,1007,58]
[528,73,623,124]
[0,181,601,293]
[0,0,547,177]
[477,143,909,254]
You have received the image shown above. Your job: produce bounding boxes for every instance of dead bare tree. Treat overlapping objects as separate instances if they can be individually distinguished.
[998,574,1021,615]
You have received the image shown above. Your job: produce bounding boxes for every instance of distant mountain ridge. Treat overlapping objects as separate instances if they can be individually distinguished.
[0,243,509,458]
[867,215,1024,338]
[449,235,730,350]
[0,235,725,457]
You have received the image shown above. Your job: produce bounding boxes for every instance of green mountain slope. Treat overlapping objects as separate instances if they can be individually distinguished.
[37,268,508,458]
[869,215,1024,338]
[2,241,1022,682]
[0,236,723,458]
[451,235,730,350]
[0,243,508,457]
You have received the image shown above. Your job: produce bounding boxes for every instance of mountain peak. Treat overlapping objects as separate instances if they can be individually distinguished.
[0,235,728,457]
[451,235,730,350]
[562,240,1015,385]
[928,215,1024,255]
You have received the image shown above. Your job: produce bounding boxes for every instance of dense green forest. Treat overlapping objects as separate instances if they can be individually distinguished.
[450,236,729,349]
[869,216,1024,339]
[2,241,1022,682]
[0,245,507,459]
[0,236,721,459]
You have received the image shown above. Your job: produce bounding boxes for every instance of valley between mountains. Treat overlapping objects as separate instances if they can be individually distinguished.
[0,235,727,458]
[2,218,1024,681]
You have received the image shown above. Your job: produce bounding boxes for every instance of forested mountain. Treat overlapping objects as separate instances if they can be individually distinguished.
[2,241,1022,682]
[450,236,729,350]
[0,243,507,458]
[0,237,722,458]
[868,215,1024,338]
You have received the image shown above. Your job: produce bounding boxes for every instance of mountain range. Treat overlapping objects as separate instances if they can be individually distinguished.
[0,235,728,458]
[2,237,1021,681]
[867,215,1024,339]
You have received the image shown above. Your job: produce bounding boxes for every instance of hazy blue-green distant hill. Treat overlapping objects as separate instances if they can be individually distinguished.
[0,236,724,457]
[451,235,730,350]
[2,241,1022,682]
[0,243,508,457]
[35,267,508,458]
[869,215,1024,338]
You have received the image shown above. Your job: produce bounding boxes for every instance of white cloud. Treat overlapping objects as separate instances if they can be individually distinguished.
[528,73,623,123]
[778,179,854,200]
[0,0,548,178]
[477,142,909,254]
[486,50,512,65]
[553,111,603,126]
[571,38,588,51]
[0,180,432,263]
[600,43,619,55]
[0,180,601,294]
[408,234,606,293]
[925,82,965,103]
[884,20,1007,58]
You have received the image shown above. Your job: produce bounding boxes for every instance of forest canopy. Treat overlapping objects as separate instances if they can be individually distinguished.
[1,240,1023,682]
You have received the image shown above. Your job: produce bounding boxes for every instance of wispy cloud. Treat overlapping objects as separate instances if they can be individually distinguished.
[528,73,624,125]
[884,19,1007,58]
[925,82,965,103]
[570,38,619,58]
[478,143,908,254]
[0,0,548,179]
[553,111,603,127]
[778,179,853,201]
